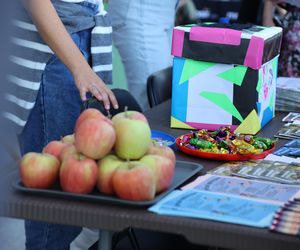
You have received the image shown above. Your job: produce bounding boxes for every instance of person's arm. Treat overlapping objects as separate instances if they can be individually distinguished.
[263,0,276,26]
[23,0,118,110]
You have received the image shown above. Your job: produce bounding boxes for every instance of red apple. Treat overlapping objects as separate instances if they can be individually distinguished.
[75,118,116,159]
[97,154,124,194]
[60,156,98,194]
[112,161,155,201]
[43,140,68,159]
[140,155,175,193]
[61,134,75,145]
[19,152,60,189]
[74,108,107,131]
[147,144,176,164]
[59,144,79,161]
[112,111,151,160]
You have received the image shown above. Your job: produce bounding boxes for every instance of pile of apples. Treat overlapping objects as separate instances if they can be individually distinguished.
[19,108,176,201]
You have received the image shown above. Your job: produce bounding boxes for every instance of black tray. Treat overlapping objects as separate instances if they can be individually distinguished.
[14,160,203,207]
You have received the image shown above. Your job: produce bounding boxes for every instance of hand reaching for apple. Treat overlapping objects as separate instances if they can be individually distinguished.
[19,108,176,201]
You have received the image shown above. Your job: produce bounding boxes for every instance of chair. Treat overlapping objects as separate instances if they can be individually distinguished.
[147,67,172,108]
[82,88,143,116]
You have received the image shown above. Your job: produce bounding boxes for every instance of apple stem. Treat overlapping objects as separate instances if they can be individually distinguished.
[106,109,112,119]
[124,106,128,118]
[126,159,130,169]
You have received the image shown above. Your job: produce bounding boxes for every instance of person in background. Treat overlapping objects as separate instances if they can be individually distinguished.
[175,0,198,26]
[108,0,178,111]
[263,0,300,77]
[7,0,118,249]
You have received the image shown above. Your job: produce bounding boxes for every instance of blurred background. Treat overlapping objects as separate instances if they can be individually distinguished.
[112,0,264,91]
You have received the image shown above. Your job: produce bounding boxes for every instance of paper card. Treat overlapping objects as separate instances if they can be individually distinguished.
[207,161,245,176]
[181,174,300,204]
[282,112,300,122]
[265,154,300,164]
[149,189,280,228]
[274,123,300,139]
[285,139,300,148]
[273,147,300,158]
[205,159,300,184]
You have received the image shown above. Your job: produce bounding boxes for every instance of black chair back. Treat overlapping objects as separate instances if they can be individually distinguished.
[82,88,143,116]
[147,67,172,108]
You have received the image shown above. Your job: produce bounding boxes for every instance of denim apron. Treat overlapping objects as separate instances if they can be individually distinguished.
[5,0,112,134]
[7,1,112,249]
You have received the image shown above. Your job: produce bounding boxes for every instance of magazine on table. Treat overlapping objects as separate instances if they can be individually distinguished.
[181,174,300,204]
[148,174,300,228]
[282,112,300,123]
[208,160,300,184]
[274,123,300,139]
[149,189,280,228]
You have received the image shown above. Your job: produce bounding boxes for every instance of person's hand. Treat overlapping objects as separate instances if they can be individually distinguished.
[24,0,119,111]
[73,64,118,110]
[263,0,277,26]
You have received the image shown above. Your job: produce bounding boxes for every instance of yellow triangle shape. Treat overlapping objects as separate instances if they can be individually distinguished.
[170,116,194,129]
[234,110,261,135]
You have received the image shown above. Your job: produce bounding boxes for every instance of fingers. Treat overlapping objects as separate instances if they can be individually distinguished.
[76,74,118,110]
[88,83,119,111]
[79,83,88,101]
[107,88,119,109]
[90,84,103,101]
[98,88,110,110]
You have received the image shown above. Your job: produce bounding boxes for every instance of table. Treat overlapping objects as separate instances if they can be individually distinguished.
[1,100,299,250]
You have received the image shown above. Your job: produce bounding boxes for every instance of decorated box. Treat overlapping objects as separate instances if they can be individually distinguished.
[171,24,282,134]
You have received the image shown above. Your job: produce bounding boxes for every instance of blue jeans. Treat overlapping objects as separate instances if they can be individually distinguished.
[19,4,97,249]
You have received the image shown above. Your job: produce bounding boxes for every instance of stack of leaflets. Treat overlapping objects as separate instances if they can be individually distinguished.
[282,112,300,123]
[264,139,300,164]
[149,174,300,228]
[208,160,300,185]
[274,123,300,139]
[270,199,300,237]
[182,174,300,203]
[273,139,300,158]
[276,77,300,112]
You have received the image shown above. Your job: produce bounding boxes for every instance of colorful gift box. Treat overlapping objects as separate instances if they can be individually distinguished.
[171,24,282,134]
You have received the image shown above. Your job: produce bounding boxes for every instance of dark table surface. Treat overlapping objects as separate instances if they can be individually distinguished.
[1,100,299,250]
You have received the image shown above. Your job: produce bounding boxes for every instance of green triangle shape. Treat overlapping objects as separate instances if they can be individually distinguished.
[256,71,262,93]
[200,91,244,122]
[217,65,247,86]
[272,57,278,76]
[179,59,216,84]
[269,89,275,111]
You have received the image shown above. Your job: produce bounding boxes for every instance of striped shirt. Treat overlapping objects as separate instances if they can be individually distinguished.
[60,0,105,13]
[4,0,112,133]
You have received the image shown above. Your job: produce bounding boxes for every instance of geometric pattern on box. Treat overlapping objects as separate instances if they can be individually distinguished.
[180,60,216,84]
[217,65,248,86]
[170,116,194,129]
[171,56,278,134]
[172,25,282,70]
[199,91,244,122]
[234,109,260,134]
